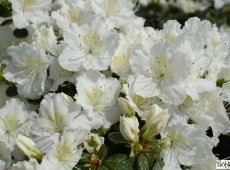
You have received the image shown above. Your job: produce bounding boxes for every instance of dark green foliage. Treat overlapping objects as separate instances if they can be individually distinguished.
[136,3,230,29]
[103,154,135,170]
[6,84,17,97]
[137,154,150,170]
[13,28,29,38]
[108,132,130,144]
[55,81,77,99]
[0,4,11,17]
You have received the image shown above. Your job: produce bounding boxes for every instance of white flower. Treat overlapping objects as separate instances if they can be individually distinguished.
[10,158,40,170]
[175,0,200,13]
[58,17,119,71]
[33,25,58,55]
[111,38,133,78]
[130,41,188,105]
[0,141,12,170]
[0,98,34,150]
[49,58,77,91]
[10,0,52,28]
[123,76,162,119]
[178,89,230,145]
[190,155,218,170]
[3,42,53,99]
[84,133,104,154]
[52,0,91,30]
[160,20,182,44]
[32,93,89,153]
[214,0,230,9]
[91,0,137,28]
[120,116,139,143]
[75,70,121,129]
[178,41,216,100]
[161,120,213,169]
[41,129,88,170]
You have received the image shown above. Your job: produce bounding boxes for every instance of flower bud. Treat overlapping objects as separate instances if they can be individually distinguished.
[118,97,135,117]
[142,104,170,141]
[120,116,140,143]
[16,134,43,161]
[158,137,171,151]
[83,133,104,154]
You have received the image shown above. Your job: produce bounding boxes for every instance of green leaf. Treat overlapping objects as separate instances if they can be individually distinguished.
[91,128,104,136]
[108,132,130,144]
[13,28,29,38]
[73,165,88,170]
[0,4,11,17]
[0,0,11,6]
[78,152,91,164]
[216,78,225,87]
[104,154,134,170]
[97,165,109,170]
[148,137,158,147]
[6,84,18,97]
[55,81,76,99]
[137,154,150,170]
[97,144,107,160]
[153,153,164,168]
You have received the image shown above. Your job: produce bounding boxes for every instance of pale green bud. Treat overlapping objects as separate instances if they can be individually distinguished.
[158,137,171,151]
[142,104,170,141]
[120,116,140,143]
[118,97,135,117]
[16,134,44,161]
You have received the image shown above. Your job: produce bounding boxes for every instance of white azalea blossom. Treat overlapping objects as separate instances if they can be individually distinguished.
[190,155,218,170]
[0,98,34,150]
[111,38,133,78]
[214,0,230,9]
[75,70,121,129]
[10,158,40,170]
[161,120,213,169]
[49,58,77,91]
[123,76,163,119]
[0,0,230,169]
[91,0,137,28]
[178,89,230,145]
[41,129,88,170]
[0,141,12,170]
[3,42,53,99]
[33,25,58,55]
[130,41,188,104]
[175,0,200,13]
[59,18,119,71]
[10,0,52,28]
[32,93,90,153]
[51,0,91,30]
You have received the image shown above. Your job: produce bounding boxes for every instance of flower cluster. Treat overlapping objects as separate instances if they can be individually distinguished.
[0,0,230,169]
[138,0,230,12]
